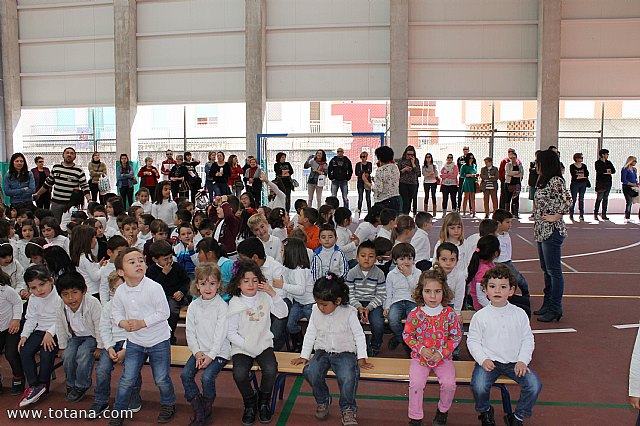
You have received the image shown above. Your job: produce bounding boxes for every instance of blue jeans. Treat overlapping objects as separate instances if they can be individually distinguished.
[287,301,313,334]
[205,180,215,200]
[62,335,97,389]
[388,300,417,345]
[623,186,637,219]
[499,260,530,296]
[331,180,350,209]
[303,350,360,412]
[537,228,565,314]
[181,355,228,401]
[271,298,292,351]
[20,330,57,388]
[361,303,384,351]
[594,188,611,215]
[570,181,587,216]
[471,362,542,420]
[95,341,142,406]
[212,182,228,197]
[113,339,175,411]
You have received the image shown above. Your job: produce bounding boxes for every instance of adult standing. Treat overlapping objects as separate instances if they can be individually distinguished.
[204,151,217,199]
[355,151,372,214]
[209,151,230,197]
[228,154,245,198]
[460,152,479,217]
[479,157,498,218]
[397,145,421,215]
[569,153,589,222]
[183,151,201,203]
[440,154,459,215]
[137,156,160,202]
[456,146,469,211]
[594,149,616,221]
[169,154,189,199]
[421,153,439,217]
[328,148,353,209]
[3,153,35,210]
[273,152,294,212]
[304,150,328,208]
[364,146,400,212]
[116,154,135,209]
[31,156,51,209]
[504,151,524,219]
[621,156,639,221]
[34,147,91,223]
[528,151,540,220]
[533,150,572,323]
[87,152,107,203]
[160,150,176,181]
[499,148,518,210]
[244,157,263,204]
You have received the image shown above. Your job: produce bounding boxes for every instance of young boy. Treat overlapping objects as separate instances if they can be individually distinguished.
[376,208,398,241]
[299,207,320,251]
[492,209,530,297]
[412,212,433,271]
[100,236,130,303]
[132,187,152,214]
[291,199,308,228]
[373,236,393,276]
[144,219,170,267]
[465,218,499,257]
[174,223,198,279]
[468,264,541,426]
[311,224,349,281]
[90,271,142,417]
[138,213,154,245]
[345,240,386,357]
[171,209,192,240]
[56,271,103,403]
[147,240,190,346]
[110,247,175,425]
[122,217,144,250]
[435,243,465,321]
[248,213,283,263]
[194,219,214,243]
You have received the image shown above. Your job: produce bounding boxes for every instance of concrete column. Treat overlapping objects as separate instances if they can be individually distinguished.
[389,0,409,156]
[245,0,266,159]
[0,0,21,159]
[536,0,562,150]
[114,0,137,160]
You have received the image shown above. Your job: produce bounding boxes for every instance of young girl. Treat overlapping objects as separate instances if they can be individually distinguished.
[390,214,416,246]
[0,269,24,395]
[43,245,75,281]
[354,204,382,244]
[403,268,462,426]
[432,212,471,275]
[268,207,289,243]
[15,218,38,269]
[18,265,61,407]
[40,216,70,254]
[70,225,102,299]
[334,207,359,268]
[175,223,197,280]
[226,259,288,425]
[467,235,500,310]
[87,218,108,262]
[131,187,153,214]
[181,263,230,426]
[106,196,125,232]
[291,273,372,425]
[25,238,46,268]
[317,204,334,227]
[60,189,85,232]
[152,181,178,227]
[196,237,234,294]
[0,242,27,298]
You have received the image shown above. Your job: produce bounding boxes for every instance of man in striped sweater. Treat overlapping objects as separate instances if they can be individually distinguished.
[34,147,91,223]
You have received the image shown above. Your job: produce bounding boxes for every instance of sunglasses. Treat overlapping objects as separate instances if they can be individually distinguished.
[360,156,367,159]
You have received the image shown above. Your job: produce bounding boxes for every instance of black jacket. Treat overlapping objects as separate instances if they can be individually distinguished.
[328,156,353,182]
[146,261,190,298]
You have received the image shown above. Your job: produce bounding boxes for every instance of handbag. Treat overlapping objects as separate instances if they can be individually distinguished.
[316,174,326,187]
[234,180,244,190]
[475,182,482,193]
[98,176,111,194]
[292,178,299,188]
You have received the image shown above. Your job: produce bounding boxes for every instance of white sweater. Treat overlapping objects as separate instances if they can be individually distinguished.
[383,266,421,310]
[21,288,60,338]
[2,260,26,293]
[261,235,283,264]
[433,239,473,279]
[446,267,466,315]
[354,222,378,243]
[0,285,22,332]
[411,228,431,263]
[100,300,127,350]
[186,295,231,361]
[282,267,315,305]
[336,226,357,261]
[300,304,367,360]
[151,200,178,227]
[47,235,70,254]
[56,294,103,350]
[260,256,286,298]
[13,239,30,269]
[99,262,116,304]
[78,255,101,295]
[266,180,286,210]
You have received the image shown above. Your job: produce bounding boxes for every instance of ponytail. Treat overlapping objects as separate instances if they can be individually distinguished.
[466,235,500,286]
[390,214,415,244]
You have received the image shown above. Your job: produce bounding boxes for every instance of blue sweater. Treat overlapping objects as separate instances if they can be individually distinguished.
[622,167,638,185]
[3,172,35,204]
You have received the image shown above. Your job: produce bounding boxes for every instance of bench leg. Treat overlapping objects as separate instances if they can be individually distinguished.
[271,373,288,415]
[495,384,513,415]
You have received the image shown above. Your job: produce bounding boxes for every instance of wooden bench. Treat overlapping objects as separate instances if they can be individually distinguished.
[179,306,188,320]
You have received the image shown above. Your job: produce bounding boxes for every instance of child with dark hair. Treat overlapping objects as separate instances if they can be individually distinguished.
[0,242,27,297]
[492,209,530,298]
[355,204,382,244]
[174,223,197,280]
[299,207,320,250]
[376,208,398,241]
[55,270,103,403]
[87,218,108,262]
[43,245,75,281]
[137,213,154,245]
[69,225,101,299]
[226,259,288,425]
[197,237,233,295]
[311,224,349,281]
[412,212,433,271]
[15,218,38,269]
[25,238,46,268]
[334,207,359,268]
[0,269,25,395]
[291,273,372,424]
[99,235,129,304]
[467,236,501,310]
[374,236,393,276]
[144,219,170,267]
[268,207,289,242]
[40,216,69,253]
[291,199,308,228]
[209,195,242,258]
[317,204,335,227]
[324,196,340,210]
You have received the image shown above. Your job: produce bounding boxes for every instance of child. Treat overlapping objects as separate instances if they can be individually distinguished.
[403,268,462,426]
[354,205,382,244]
[106,197,125,233]
[196,219,214,243]
[465,218,499,255]
[376,208,398,241]
[99,235,129,304]
[291,199,308,228]
[128,205,144,221]
[174,223,198,280]
[268,207,289,243]
[467,236,501,310]
[70,225,102,299]
[196,237,234,294]
[412,212,433,271]
[15,218,38,269]
[110,247,176,425]
[226,259,288,425]
[18,265,61,407]
[318,204,335,227]
[144,219,170,267]
[432,212,471,278]
[299,206,320,250]
[384,243,421,355]
[311,224,349,281]
[55,270,103,403]
[291,273,372,425]
[138,213,154,245]
[280,238,315,353]
[121,217,143,250]
[492,209,530,297]
[248,213,283,263]
[181,263,230,425]
[374,236,393,276]
[25,238,46,268]
[334,207,359,268]
[171,209,193,239]
[209,195,242,258]
[90,271,142,417]
[0,242,27,297]
[468,264,542,426]
[391,214,416,246]
[152,181,178,227]
[346,240,386,357]
[40,216,70,253]
[0,270,25,395]
[289,227,315,263]
[87,218,108,262]
[60,189,85,232]
[434,243,465,322]
[148,240,190,345]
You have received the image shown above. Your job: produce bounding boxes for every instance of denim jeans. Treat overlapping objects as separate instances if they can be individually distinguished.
[212,182,229,197]
[361,303,384,351]
[20,330,57,388]
[594,188,611,215]
[471,362,542,420]
[623,186,637,219]
[113,339,175,412]
[331,180,350,209]
[232,348,278,399]
[205,180,215,200]
[272,298,292,351]
[95,340,142,406]
[303,350,360,412]
[287,301,313,334]
[570,181,588,216]
[499,261,530,296]
[537,228,565,314]
[181,355,228,401]
[62,335,97,389]
[357,181,371,211]
[388,300,417,345]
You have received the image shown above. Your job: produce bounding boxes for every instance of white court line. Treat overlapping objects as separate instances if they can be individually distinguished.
[514,233,579,272]
[614,324,640,329]
[463,328,576,336]
[512,236,640,265]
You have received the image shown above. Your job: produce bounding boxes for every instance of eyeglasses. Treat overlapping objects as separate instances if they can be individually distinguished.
[406,153,415,157]
[360,155,367,159]
[337,151,344,153]
[447,156,453,159]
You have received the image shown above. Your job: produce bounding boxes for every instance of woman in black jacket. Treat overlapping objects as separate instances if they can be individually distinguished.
[274,152,294,212]
[355,151,372,213]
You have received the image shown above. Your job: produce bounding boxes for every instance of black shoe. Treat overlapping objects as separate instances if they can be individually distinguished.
[189,395,206,426]
[107,417,124,426]
[504,413,523,426]
[537,311,562,322]
[478,406,496,426]
[533,306,548,316]
[289,332,303,353]
[388,336,400,351]
[594,214,599,221]
[569,215,574,221]
[408,419,423,426]
[242,393,258,426]
[88,402,109,419]
[158,404,176,423]
[65,385,74,401]
[579,215,584,221]
[11,379,25,396]
[602,215,609,220]
[432,408,448,426]
[202,396,215,422]
[258,391,272,424]
[67,387,88,403]
[170,336,177,345]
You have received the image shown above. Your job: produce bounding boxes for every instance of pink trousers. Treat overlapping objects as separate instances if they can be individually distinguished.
[408,357,457,420]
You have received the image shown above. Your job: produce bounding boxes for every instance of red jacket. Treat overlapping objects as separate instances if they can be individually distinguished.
[210,202,241,255]
[137,166,160,187]
[228,165,244,186]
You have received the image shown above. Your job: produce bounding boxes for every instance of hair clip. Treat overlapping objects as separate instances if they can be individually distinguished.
[232,259,240,276]
[393,224,398,229]
[43,243,55,249]
[475,248,480,253]
[325,275,332,280]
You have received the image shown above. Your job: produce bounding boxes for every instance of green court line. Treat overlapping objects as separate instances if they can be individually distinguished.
[298,392,628,409]
[276,376,305,426]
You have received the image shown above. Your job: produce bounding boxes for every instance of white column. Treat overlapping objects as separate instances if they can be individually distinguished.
[114,0,137,160]
[0,0,21,159]
[389,0,409,156]
[245,0,266,159]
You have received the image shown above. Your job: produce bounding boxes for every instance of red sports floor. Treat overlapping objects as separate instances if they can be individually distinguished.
[2,214,639,425]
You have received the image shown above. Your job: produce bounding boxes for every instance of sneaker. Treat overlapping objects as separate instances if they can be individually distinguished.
[128,393,142,413]
[19,384,47,407]
[65,385,73,401]
[11,379,25,396]
[504,414,523,426]
[107,417,124,426]
[67,387,89,403]
[157,404,176,423]
[341,409,358,426]
[478,406,496,426]
[315,398,331,420]
[88,402,109,419]
[388,336,400,351]
[432,408,448,426]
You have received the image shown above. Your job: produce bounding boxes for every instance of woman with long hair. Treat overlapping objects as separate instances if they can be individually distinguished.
[87,152,107,203]
[421,152,439,217]
[3,153,35,210]
[209,151,230,197]
[274,152,294,212]
[227,154,245,198]
[621,155,639,221]
[459,152,478,216]
[115,153,135,209]
[303,149,327,208]
[397,145,421,215]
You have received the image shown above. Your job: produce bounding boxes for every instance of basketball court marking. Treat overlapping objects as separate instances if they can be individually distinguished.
[511,237,640,264]
[613,323,639,329]
[513,233,579,272]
